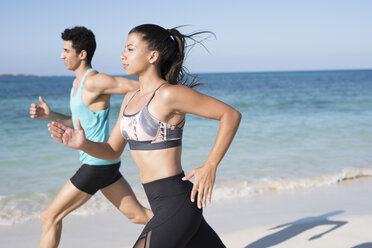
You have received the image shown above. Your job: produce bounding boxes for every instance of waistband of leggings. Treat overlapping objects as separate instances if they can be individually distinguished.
[142,171,192,199]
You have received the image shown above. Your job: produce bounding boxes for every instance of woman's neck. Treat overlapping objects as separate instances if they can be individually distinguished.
[138,69,166,95]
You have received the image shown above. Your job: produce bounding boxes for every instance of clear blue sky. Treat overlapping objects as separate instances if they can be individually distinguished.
[1,0,371,76]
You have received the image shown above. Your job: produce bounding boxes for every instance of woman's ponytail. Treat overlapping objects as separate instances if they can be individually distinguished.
[129,24,214,88]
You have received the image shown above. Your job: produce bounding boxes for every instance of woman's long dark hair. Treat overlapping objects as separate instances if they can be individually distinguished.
[129,24,214,88]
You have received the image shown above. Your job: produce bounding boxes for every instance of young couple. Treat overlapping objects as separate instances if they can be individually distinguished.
[31,25,241,248]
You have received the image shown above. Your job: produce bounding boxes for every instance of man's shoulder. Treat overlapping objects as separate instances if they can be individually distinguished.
[84,72,114,90]
[86,72,112,83]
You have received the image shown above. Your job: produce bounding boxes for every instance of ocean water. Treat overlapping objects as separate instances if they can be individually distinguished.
[1,70,372,225]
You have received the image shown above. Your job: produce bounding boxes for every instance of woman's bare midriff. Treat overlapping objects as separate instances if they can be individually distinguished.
[131,146,183,183]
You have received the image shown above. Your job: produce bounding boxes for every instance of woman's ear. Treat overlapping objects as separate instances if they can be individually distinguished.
[149,50,159,64]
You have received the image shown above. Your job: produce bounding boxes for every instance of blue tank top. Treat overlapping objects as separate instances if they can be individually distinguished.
[70,68,120,165]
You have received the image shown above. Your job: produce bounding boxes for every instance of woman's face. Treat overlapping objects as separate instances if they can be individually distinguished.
[120,32,153,76]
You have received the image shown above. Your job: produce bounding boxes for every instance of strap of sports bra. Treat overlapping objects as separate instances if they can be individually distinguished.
[123,89,140,112]
[147,82,186,128]
[146,82,168,106]
[176,118,186,128]
[124,82,167,113]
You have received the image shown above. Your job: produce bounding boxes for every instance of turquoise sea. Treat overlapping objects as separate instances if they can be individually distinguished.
[1,70,372,225]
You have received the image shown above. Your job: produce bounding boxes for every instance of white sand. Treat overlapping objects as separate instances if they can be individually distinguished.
[1,177,371,248]
[218,177,372,248]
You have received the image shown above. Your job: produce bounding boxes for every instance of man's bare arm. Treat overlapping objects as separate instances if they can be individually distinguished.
[85,73,139,95]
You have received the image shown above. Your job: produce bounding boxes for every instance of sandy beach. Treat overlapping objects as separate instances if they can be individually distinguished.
[1,177,371,248]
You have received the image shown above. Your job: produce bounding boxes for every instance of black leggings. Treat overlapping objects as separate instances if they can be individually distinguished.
[133,172,226,248]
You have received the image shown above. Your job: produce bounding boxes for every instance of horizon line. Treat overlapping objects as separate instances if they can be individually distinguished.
[1,68,371,78]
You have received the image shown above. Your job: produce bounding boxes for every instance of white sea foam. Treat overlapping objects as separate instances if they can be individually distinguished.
[212,167,372,201]
[1,167,371,226]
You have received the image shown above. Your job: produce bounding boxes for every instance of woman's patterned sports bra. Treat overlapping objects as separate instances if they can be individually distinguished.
[120,83,184,150]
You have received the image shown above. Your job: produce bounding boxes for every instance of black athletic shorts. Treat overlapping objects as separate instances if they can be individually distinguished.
[70,162,123,195]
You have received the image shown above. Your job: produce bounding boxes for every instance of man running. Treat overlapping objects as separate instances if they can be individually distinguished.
[30,26,152,248]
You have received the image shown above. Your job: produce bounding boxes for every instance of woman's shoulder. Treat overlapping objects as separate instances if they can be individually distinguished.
[155,83,200,109]
[159,83,193,97]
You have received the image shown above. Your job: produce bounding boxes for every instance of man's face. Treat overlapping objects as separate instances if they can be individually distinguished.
[60,41,81,70]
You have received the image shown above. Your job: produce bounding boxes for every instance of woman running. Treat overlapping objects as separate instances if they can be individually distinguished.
[48,24,241,248]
